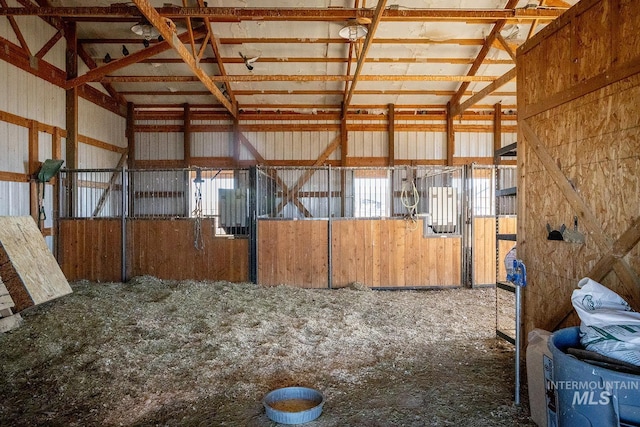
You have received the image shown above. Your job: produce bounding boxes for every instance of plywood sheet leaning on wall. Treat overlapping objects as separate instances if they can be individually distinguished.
[0,217,72,312]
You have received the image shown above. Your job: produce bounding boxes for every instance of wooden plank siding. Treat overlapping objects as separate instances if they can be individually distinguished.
[258,218,461,289]
[58,219,122,282]
[128,219,248,282]
[257,219,328,288]
[58,219,248,282]
[331,219,461,288]
[473,216,517,286]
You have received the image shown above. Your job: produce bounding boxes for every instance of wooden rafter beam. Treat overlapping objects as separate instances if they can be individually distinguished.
[449,0,519,108]
[343,0,387,116]
[495,33,517,62]
[196,0,236,106]
[117,89,517,96]
[131,0,236,117]
[1,0,31,56]
[80,37,488,46]
[181,0,197,58]
[34,28,63,59]
[100,74,502,83]
[131,56,515,65]
[64,28,207,89]
[77,45,125,106]
[451,67,516,116]
[0,7,566,21]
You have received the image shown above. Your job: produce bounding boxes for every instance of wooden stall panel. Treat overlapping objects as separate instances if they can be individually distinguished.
[473,217,496,286]
[497,217,517,282]
[472,216,517,286]
[128,219,248,282]
[332,219,461,288]
[257,219,328,288]
[58,219,122,282]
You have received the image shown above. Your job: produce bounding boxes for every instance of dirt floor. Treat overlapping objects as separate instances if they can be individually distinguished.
[0,277,534,426]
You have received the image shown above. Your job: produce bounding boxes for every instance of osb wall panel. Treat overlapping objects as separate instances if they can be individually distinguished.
[518,0,640,338]
[128,219,248,282]
[257,219,328,288]
[331,219,461,288]
[58,219,122,283]
[473,217,517,286]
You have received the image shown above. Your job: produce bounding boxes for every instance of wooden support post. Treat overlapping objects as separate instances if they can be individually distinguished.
[126,102,135,169]
[64,21,78,170]
[388,103,395,167]
[341,112,348,167]
[183,103,191,167]
[52,126,61,260]
[28,121,40,228]
[65,22,78,218]
[446,102,455,166]
[493,103,502,165]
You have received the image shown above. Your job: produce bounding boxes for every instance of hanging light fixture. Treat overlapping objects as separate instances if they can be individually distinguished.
[131,21,160,40]
[338,23,368,41]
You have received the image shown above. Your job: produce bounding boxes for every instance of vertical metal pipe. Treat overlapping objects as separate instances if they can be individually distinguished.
[121,168,127,283]
[327,165,332,289]
[249,166,258,284]
[515,283,522,405]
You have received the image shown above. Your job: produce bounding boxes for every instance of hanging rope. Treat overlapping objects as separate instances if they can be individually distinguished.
[401,178,420,231]
[193,169,205,250]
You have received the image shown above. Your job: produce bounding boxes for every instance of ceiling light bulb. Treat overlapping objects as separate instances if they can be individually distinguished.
[339,24,368,41]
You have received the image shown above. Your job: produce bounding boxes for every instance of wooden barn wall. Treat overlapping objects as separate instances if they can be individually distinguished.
[257,218,461,289]
[0,16,127,255]
[77,99,127,169]
[517,0,640,337]
[58,219,249,283]
[473,217,517,286]
[0,22,62,248]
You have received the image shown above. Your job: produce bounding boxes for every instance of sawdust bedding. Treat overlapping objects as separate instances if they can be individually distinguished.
[0,277,533,426]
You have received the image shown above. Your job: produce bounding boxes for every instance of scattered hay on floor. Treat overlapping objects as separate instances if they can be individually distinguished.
[0,278,533,426]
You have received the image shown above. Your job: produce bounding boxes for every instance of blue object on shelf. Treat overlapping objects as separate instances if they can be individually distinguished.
[548,327,640,427]
[263,386,325,424]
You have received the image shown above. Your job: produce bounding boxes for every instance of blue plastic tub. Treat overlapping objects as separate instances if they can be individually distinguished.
[549,327,640,427]
[263,386,324,424]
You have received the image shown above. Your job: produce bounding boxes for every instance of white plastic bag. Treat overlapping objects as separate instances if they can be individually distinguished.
[571,277,640,366]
